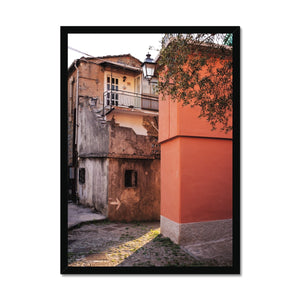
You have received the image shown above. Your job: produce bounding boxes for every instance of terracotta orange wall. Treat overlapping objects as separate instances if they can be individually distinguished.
[159,95,233,224]
[159,98,232,141]
[160,137,232,224]
[178,105,232,139]
[160,138,181,222]
[159,98,179,142]
[159,51,232,142]
[159,50,233,225]
[179,137,232,223]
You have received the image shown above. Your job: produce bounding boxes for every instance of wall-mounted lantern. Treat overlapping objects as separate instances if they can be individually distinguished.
[142,53,156,83]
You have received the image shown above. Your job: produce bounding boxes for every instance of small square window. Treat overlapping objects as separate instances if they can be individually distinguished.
[125,170,137,187]
[79,168,85,184]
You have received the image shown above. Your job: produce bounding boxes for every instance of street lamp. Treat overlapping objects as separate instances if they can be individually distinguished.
[142,53,156,83]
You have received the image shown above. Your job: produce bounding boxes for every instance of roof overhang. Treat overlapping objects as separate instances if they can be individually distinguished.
[99,61,142,75]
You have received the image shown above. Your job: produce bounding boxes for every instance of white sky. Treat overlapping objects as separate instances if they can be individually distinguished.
[68,34,164,67]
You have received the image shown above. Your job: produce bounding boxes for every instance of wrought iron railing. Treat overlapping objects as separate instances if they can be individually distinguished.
[103,90,158,111]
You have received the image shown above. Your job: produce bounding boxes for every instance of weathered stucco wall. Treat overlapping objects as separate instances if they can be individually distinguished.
[69,55,160,220]
[78,61,104,109]
[108,158,160,222]
[77,99,109,157]
[111,113,148,136]
[107,120,160,221]
[77,158,109,214]
[109,119,160,158]
[76,98,160,220]
[76,98,110,215]
[107,112,158,136]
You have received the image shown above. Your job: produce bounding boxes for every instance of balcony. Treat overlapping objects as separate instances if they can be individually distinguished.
[103,90,158,111]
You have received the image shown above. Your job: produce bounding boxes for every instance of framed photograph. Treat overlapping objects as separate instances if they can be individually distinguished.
[61,26,240,274]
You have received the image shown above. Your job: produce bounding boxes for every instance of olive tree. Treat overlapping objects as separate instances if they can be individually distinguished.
[157,33,233,133]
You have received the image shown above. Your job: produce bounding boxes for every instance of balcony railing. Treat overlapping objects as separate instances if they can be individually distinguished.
[103,90,158,111]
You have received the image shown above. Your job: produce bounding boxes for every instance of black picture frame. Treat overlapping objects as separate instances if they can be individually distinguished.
[61,26,240,275]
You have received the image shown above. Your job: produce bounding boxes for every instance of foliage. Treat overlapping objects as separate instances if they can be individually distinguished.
[223,33,233,46]
[157,33,233,133]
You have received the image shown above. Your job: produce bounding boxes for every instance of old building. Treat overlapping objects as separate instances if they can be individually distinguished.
[68,54,160,222]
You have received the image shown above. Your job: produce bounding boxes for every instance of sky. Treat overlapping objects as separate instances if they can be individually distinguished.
[68,34,164,67]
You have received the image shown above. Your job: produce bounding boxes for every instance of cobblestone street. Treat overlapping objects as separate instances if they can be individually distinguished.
[68,221,213,267]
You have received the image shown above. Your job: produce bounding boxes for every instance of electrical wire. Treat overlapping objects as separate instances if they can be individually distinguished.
[68,46,94,57]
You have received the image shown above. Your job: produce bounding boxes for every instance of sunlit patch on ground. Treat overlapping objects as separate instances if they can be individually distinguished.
[105,228,160,266]
[68,222,204,267]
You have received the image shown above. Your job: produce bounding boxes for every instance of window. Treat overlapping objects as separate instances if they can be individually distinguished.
[125,170,137,187]
[112,78,119,90]
[106,76,119,106]
[107,77,110,91]
[79,168,85,184]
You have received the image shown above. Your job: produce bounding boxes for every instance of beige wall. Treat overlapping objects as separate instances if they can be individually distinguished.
[104,71,141,94]
[107,112,148,135]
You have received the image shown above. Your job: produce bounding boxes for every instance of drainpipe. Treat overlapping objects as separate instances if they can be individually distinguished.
[102,85,105,118]
[73,60,79,203]
[74,60,79,145]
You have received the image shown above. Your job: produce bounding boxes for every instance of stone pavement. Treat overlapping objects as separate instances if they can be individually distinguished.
[68,203,106,229]
[67,203,232,267]
[181,237,232,266]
